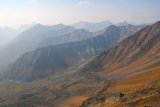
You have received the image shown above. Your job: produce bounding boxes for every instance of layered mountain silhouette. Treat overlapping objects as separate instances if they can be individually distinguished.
[1,22,144,80]
[0,24,35,46]
[4,25,121,81]
[39,29,93,47]
[0,22,144,72]
[0,24,93,71]
[0,21,159,107]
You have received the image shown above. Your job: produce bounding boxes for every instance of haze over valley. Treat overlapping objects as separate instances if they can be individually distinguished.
[0,0,160,107]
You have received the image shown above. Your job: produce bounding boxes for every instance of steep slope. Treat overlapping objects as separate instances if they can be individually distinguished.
[79,21,160,76]
[118,24,145,41]
[95,24,145,42]
[4,25,121,81]
[79,21,160,107]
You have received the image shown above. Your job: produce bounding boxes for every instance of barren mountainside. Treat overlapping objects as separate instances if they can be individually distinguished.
[79,21,160,107]
[0,22,159,107]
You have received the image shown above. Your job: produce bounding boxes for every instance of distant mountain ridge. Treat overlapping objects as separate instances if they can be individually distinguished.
[39,29,93,47]
[0,21,146,77]
[0,24,35,46]
[2,22,146,81]
[0,24,92,71]
[73,20,112,32]
[4,25,121,81]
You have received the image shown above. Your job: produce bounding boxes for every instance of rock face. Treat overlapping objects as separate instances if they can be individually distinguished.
[79,21,160,107]
[4,25,121,81]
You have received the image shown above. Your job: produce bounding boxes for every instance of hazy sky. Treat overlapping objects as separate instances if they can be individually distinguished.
[0,0,160,28]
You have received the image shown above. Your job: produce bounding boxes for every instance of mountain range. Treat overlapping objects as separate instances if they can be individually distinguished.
[0,22,143,73]
[0,21,159,107]
[0,24,89,71]
[4,25,121,81]
[3,23,145,81]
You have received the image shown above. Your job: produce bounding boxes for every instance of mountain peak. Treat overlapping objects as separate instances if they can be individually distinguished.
[96,25,118,35]
[73,20,113,32]
[75,20,112,25]
[116,21,129,26]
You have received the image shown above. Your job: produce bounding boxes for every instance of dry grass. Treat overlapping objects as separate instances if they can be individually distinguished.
[107,66,160,93]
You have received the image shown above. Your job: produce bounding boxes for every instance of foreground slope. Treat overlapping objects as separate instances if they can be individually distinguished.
[80,21,160,106]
